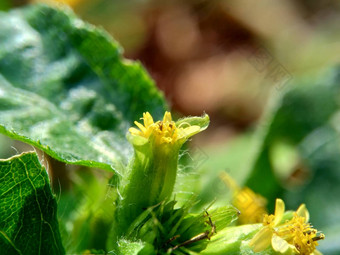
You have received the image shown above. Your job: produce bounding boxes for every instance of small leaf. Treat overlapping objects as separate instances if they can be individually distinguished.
[0,152,64,255]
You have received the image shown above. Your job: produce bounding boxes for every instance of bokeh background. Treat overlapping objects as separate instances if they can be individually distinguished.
[1,0,340,254]
[2,0,338,141]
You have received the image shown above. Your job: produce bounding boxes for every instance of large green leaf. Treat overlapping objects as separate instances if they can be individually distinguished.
[0,4,166,173]
[0,152,64,255]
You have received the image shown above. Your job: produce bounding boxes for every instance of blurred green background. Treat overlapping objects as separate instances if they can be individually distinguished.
[1,0,340,254]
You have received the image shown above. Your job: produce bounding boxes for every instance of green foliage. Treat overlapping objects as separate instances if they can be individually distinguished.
[0,3,336,255]
[0,152,64,255]
[0,4,166,173]
[178,68,340,254]
[193,68,339,254]
[245,68,340,204]
[243,68,340,254]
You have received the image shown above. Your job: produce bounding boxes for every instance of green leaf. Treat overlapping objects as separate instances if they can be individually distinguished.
[0,4,166,173]
[0,152,64,255]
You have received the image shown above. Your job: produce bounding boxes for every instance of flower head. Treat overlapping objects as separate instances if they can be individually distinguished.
[249,199,325,255]
[129,111,202,146]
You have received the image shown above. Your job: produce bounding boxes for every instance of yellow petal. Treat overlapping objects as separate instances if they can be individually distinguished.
[249,227,272,252]
[296,203,310,222]
[274,199,285,226]
[143,112,154,127]
[271,234,292,253]
[134,121,146,133]
[163,111,172,123]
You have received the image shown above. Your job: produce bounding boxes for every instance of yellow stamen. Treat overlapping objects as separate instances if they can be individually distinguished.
[263,214,276,227]
[276,213,325,255]
[129,111,200,145]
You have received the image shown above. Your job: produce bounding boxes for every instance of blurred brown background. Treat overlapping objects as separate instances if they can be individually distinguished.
[4,0,340,145]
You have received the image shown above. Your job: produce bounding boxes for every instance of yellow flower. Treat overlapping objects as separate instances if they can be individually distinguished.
[249,199,325,255]
[129,111,201,145]
[220,172,267,224]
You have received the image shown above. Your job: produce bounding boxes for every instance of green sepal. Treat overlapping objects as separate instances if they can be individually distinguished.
[176,113,210,130]
[175,113,210,142]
